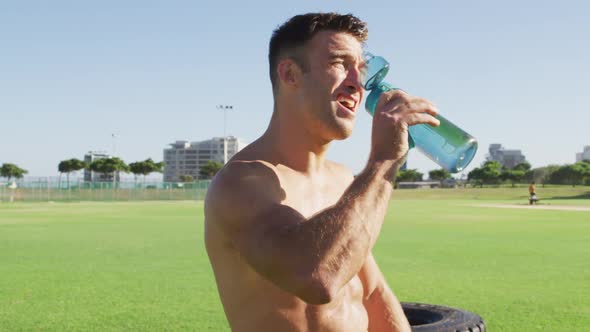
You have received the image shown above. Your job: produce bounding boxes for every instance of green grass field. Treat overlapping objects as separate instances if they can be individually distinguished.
[1,187,589,331]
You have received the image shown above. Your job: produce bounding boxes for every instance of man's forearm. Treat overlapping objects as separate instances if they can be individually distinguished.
[291,161,398,296]
[326,161,395,243]
[240,160,400,304]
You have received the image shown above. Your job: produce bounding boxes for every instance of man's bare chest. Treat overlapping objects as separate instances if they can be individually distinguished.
[278,174,349,218]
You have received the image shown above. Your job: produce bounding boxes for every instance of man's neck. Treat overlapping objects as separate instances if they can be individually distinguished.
[260,110,331,175]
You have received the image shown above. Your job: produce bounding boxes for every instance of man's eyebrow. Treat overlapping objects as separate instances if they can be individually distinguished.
[328,51,364,64]
[328,51,367,69]
[328,51,354,58]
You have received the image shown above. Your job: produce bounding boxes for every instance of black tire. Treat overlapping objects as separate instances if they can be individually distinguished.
[402,302,486,332]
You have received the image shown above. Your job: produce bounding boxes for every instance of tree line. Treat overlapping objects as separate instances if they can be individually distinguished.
[467,160,590,187]
[386,160,590,188]
[0,158,225,184]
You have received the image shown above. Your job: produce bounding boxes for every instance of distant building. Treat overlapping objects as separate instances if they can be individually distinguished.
[486,144,527,169]
[163,136,247,182]
[576,146,590,162]
[397,181,440,189]
[84,151,118,182]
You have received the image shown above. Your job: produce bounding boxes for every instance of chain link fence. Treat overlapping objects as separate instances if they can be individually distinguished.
[0,178,211,202]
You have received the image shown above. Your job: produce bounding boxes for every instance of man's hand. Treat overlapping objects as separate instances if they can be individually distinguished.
[369,89,440,177]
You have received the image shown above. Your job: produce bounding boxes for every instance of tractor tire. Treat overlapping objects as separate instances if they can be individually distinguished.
[402,302,486,332]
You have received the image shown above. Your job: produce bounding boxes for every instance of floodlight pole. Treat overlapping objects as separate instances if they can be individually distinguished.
[217,105,233,164]
[111,133,118,188]
[112,133,117,157]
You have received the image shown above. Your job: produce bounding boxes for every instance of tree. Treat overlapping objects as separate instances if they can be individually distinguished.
[467,167,485,188]
[512,161,533,185]
[396,169,423,183]
[548,163,589,187]
[582,160,590,185]
[428,169,451,182]
[501,169,526,187]
[468,161,502,187]
[89,157,129,185]
[562,164,584,187]
[58,158,87,188]
[128,161,143,183]
[513,162,532,172]
[129,158,164,184]
[570,162,590,186]
[531,165,560,187]
[179,175,194,182]
[200,160,223,179]
[0,163,28,181]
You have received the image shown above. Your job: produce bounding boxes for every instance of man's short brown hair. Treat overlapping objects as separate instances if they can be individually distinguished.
[268,13,368,93]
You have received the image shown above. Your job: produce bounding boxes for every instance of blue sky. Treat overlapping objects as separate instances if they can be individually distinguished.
[2,0,589,178]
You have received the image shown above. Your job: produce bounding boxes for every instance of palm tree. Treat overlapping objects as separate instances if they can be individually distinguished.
[58,158,87,189]
[89,157,129,187]
[129,159,164,186]
[0,163,28,182]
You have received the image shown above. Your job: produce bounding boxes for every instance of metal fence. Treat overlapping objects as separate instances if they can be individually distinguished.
[0,178,211,202]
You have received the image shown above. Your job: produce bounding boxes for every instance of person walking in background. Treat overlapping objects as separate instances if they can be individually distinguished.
[529,181,538,205]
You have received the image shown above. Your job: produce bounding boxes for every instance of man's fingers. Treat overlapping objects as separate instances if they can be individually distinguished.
[411,100,440,127]
[405,113,440,127]
[383,100,440,126]
[380,94,438,115]
[376,89,406,111]
[375,91,440,127]
[383,111,439,127]
[408,100,438,118]
[422,114,440,127]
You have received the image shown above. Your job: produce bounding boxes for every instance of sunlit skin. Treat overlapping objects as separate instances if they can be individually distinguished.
[205,30,439,332]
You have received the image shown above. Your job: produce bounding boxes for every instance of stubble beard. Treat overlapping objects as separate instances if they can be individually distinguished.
[300,82,355,142]
[313,102,355,141]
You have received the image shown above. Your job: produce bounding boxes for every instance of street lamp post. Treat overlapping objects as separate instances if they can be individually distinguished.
[112,133,117,157]
[217,105,233,164]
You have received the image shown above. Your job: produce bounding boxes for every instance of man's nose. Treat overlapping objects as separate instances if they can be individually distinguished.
[345,67,362,93]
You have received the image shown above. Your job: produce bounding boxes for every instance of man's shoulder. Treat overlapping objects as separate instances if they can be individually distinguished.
[205,159,283,220]
[208,159,280,199]
[215,138,280,185]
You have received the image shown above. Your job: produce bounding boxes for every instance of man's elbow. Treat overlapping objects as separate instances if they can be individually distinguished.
[296,274,338,305]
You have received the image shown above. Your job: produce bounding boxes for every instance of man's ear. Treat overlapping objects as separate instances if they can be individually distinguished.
[277,58,302,89]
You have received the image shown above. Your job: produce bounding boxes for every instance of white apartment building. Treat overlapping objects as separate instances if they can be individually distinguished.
[486,144,528,169]
[576,146,590,162]
[163,136,247,182]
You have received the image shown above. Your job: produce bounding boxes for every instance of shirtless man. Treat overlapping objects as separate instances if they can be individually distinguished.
[205,13,439,332]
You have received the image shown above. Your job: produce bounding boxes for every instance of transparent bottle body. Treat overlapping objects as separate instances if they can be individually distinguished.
[365,82,478,173]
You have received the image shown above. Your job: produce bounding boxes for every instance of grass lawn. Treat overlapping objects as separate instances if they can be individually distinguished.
[0,187,589,331]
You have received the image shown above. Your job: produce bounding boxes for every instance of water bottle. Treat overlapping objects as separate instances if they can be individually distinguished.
[362,53,478,173]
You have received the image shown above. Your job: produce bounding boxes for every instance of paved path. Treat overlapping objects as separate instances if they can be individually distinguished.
[474,204,590,212]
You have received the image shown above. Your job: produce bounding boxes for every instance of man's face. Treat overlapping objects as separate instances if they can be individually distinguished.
[296,31,365,141]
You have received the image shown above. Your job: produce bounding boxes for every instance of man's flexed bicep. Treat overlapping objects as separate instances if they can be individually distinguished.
[205,160,395,305]
[205,161,331,304]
